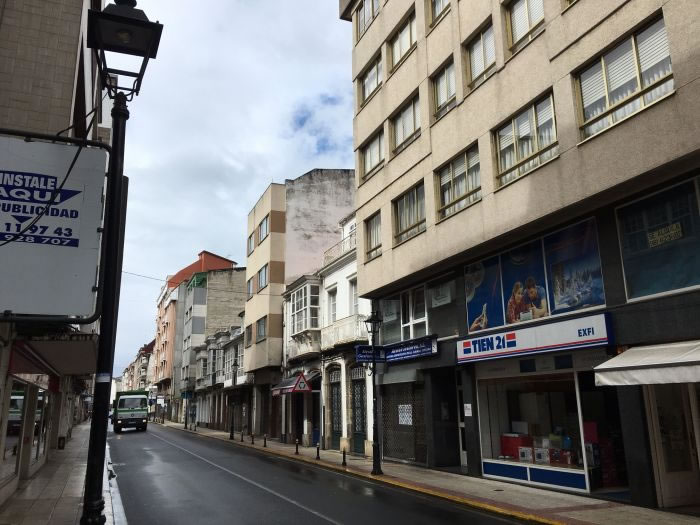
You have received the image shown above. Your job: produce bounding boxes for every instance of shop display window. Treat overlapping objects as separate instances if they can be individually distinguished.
[478,373,583,469]
[1,382,27,481]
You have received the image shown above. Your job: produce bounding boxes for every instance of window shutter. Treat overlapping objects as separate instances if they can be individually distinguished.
[447,63,455,99]
[515,110,531,139]
[580,62,606,117]
[499,123,514,148]
[510,0,529,43]
[439,166,451,187]
[636,19,671,86]
[604,40,637,93]
[528,0,544,25]
[453,153,466,178]
[467,148,479,170]
[414,98,420,129]
[470,37,484,78]
[535,97,552,125]
[484,26,496,67]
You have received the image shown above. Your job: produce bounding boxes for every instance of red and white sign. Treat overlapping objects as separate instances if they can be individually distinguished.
[457,314,609,363]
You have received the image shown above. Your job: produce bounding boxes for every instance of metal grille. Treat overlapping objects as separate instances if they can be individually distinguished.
[381,382,426,464]
[329,369,342,383]
[352,379,366,455]
[351,366,365,380]
[330,382,342,449]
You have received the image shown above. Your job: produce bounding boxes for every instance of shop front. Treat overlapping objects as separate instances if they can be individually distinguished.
[458,314,631,495]
[273,370,320,446]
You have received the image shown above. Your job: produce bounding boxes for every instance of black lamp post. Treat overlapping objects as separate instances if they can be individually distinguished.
[364,310,383,476]
[229,357,239,440]
[82,2,162,524]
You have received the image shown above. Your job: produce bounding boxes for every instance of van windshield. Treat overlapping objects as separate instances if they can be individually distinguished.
[118,398,147,409]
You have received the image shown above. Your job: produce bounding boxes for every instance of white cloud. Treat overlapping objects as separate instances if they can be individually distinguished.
[112,0,353,374]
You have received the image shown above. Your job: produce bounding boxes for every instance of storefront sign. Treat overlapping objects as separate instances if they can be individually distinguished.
[457,314,609,363]
[357,336,438,363]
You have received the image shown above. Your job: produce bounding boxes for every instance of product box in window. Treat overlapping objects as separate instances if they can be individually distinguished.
[501,433,533,459]
[518,446,534,463]
[534,447,550,465]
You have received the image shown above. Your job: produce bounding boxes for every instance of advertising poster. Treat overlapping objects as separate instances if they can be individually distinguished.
[500,240,549,325]
[466,256,504,332]
[544,219,605,314]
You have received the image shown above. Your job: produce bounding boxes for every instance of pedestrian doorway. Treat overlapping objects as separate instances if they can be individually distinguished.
[293,393,304,444]
[351,366,366,455]
[647,383,700,508]
[329,368,342,450]
[382,382,426,464]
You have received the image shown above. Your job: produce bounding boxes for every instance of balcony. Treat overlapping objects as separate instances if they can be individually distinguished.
[287,333,321,362]
[195,377,208,391]
[323,231,356,266]
[180,377,195,391]
[321,314,368,351]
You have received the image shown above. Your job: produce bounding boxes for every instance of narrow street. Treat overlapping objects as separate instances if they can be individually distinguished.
[108,424,520,525]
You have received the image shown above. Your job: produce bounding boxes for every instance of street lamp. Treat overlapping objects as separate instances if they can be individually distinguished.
[82,2,162,524]
[229,357,239,440]
[364,310,383,476]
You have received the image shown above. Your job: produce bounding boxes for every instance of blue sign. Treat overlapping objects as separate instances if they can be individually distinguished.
[356,336,438,364]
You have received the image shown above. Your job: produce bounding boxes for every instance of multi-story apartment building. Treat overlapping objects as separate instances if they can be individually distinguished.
[185,267,246,426]
[341,0,700,510]
[245,170,355,438]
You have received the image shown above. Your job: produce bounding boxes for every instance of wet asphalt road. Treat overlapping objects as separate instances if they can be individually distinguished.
[108,424,522,525]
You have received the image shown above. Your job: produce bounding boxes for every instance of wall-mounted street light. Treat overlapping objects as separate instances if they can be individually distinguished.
[364,310,383,476]
[81,2,162,524]
[229,357,239,440]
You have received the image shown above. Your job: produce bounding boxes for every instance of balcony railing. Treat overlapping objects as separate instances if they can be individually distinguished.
[323,231,356,266]
[287,334,321,361]
[321,314,368,350]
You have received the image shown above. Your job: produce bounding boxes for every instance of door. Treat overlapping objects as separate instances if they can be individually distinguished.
[352,378,366,455]
[648,384,700,507]
[456,372,468,467]
[330,382,342,450]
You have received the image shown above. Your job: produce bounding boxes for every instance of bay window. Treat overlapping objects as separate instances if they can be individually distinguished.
[291,284,320,334]
[578,18,673,139]
[496,93,557,186]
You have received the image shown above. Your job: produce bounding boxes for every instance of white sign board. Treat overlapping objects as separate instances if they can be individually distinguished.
[457,313,610,363]
[0,136,107,317]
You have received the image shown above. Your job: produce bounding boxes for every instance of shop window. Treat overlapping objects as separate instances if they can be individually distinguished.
[617,178,700,299]
[478,373,583,470]
[2,382,26,481]
[426,275,460,337]
[31,389,50,465]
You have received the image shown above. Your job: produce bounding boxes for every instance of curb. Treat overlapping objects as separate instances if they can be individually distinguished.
[154,422,562,525]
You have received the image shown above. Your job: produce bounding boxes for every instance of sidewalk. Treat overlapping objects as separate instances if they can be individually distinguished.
[0,422,117,525]
[159,420,696,525]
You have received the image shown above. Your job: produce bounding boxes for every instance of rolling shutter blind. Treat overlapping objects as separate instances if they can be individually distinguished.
[470,37,484,78]
[484,26,495,67]
[580,62,606,117]
[528,0,544,25]
[604,40,637,93]
[636,19,671,86]
[510,0,529,43]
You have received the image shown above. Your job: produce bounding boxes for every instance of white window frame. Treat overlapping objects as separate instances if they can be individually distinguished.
[391,13,417,69]
[291,284,320,334]
[437,145,481,220]
[259,215,269,242]
[360,55,382,104]
[366,212,382,260]
[433,61,456,118]
[468,24,496,88]
[328,289,337,324]
[362,130,384,178]
[401,285,428,340]
[392,96,420,151]
[394,183,426,244]
[349,279,358,315]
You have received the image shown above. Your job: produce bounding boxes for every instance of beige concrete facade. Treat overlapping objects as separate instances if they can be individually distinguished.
[346,0,700,297]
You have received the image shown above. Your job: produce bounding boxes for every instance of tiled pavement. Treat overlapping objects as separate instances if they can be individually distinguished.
[159,420,700,525]
[0,423,115,525]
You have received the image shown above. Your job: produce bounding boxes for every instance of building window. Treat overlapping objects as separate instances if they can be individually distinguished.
[357,0,380,40]
[617,178,700,300]
[291,284,320,334]
[245,325,252,347]
[391,13,417,69]
[578,18,673,140]
[366,212,382,260]
[394,183,426,244]
[247,233,254,255]
[468,24,495,88]
[392,96,420,151]
[437,145,481,219]
[258,264,268,290]
[361,56,382,104]
[508,0,544,52]
[431,0,449,22]
[328,289,337,324]
[247,278,254,300]
[496,93,557,186]
[380,285,428,344]
[349,279,358,315]
[433,61,456,119]
[236,345,244,375]
[258,215,269,242]
[362,131,384,178]
[256,317,267,342]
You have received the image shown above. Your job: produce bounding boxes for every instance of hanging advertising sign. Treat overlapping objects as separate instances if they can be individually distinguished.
[0,136,107,317]
[457,313,610,363]
[356,336,438,363]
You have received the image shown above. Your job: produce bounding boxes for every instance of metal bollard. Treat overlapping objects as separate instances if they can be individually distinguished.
[316,443,320,460]
[295,439,299,455]
[342,449,347,466]
[264,434,267,447]
[251,434,255,445]
[241,431,244,442]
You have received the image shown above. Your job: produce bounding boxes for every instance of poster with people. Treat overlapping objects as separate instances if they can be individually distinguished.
[544,219,605,314]
[501,240,549,324]
[465,256,503,332]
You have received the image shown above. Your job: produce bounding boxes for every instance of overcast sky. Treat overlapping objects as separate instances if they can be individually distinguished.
[112,1,353,374]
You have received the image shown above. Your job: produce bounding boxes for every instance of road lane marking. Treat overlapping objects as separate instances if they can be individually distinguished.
[150,432,342,525]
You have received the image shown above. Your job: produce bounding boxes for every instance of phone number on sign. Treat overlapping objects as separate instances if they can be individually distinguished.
[2,233,79,247]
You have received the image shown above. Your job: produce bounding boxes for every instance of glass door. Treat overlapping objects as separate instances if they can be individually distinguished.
[456,371,467,466]
[648,384,700,507]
